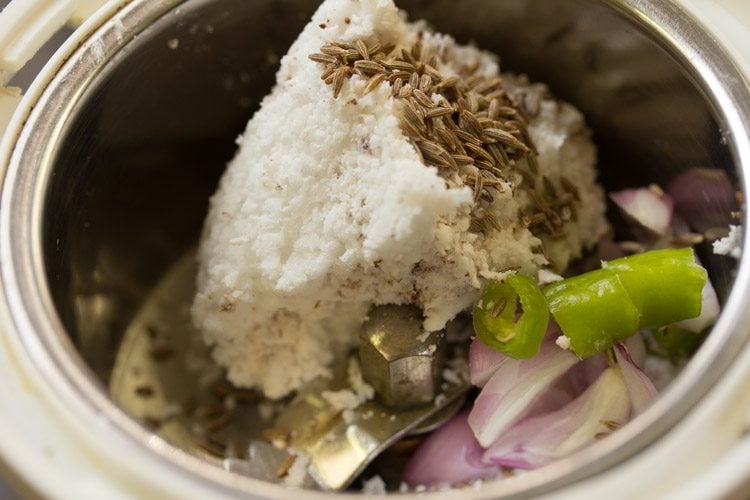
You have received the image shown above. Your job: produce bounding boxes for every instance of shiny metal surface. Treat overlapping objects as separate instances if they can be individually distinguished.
[110,254,467,491]
[274,352,466,490]
[0,0,749,498]
[359,305,445,408]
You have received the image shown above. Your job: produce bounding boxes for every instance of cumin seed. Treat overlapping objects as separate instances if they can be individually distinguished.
[490,297,507,318]
[277,455,297,478]
[309,53,337,64]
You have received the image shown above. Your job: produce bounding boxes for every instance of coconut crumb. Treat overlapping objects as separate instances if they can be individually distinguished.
[713,224,742,259]
[321,389,361,411]
[434,393,447,407]
[555,335,571,350]
[362,475,387,495]
[320,357,375,416]
[447,355,470,383]
[347,358,375,403]
[538,268,564,285]
[442,367,463,386]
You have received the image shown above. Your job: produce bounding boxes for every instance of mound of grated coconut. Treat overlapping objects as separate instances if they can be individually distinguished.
[192,0,608,399]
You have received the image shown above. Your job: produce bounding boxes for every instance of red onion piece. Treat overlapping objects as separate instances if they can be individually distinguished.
[667,168,738,233]
[526,385,575,416]
[565,353,607,396]
[610,187,674,236]
[469,338,509,388]
[468,341,578,447]
[625,333,647,367]
[402,410,499,487]
[483,368,630,469]
[614,342,658,415]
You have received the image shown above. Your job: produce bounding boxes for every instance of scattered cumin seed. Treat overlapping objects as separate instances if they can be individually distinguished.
[205,411,233,432]
[601,420,621,431]
[135,385,155,398]
[392,77,403,97]
[207,433,228,450]
[399,83,414,99]
[453,129,483,146]
[473,175,484,202]
[672,232,705,246]
[263,428,291,449]
[419,74,432,91]
[332,67,350,98]
[648,183,665,197]
[310,35,566,237]
[413,88,435,108]
[355,39,369,60]
[484,211,502,231]
[149,344,175,362]
[704,226,730,241]
[409,71,420,90]
[451,154,474,166]
[199,441,225,457]
[364,73,386,95]
[320,44,347,57]
[469,216,486,233]
[277,455,297,478]
[464,142,495,164]
[490,297,507,318]
[425,106,454,119]
[354,60,386,74]
[142,416,163,430]
[308,53,337,64]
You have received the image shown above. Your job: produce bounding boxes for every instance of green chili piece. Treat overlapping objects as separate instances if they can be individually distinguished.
[543,269,641,358]
[602,248,707,328]
[653,325,704,360]
[472,274,549,359]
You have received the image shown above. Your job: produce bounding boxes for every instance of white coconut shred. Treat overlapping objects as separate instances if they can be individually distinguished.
[192,0,608,399]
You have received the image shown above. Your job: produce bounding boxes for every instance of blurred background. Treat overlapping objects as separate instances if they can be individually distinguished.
[1,3,59,499]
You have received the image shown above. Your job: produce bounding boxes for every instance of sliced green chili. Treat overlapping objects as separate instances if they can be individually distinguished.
[602,247,707,328]
[472,274,549,359]
[544,247,706,358]
[543,269,641,358]
[652,325,704,361]
[475,248,708,360]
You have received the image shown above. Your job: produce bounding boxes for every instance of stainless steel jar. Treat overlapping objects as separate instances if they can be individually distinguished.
[1,0,749,498]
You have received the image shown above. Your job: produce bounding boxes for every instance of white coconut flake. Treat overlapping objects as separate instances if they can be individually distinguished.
[362,475,387,495]
[538,268,564,285]
[713,224,742,259]
[555,335,571,350]
[347,358,375,403]
[321,389,361,411]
